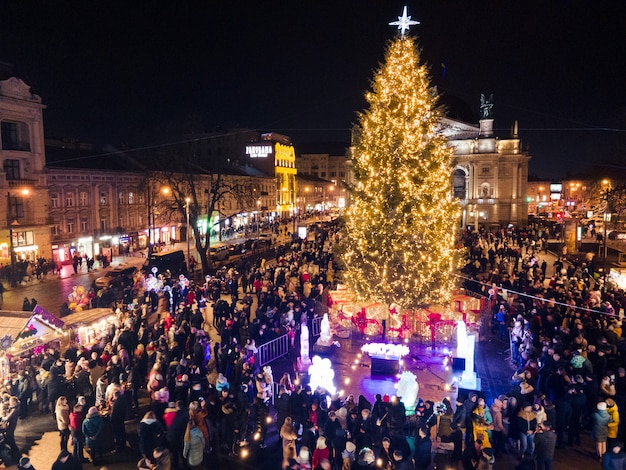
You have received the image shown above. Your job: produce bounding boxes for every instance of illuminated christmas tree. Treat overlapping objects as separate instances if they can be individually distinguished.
[340,35,462,309]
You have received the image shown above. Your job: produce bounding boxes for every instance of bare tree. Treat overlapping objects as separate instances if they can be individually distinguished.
[142,140,254,276]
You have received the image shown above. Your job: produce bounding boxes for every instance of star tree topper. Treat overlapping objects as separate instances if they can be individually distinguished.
[389,6,419,37]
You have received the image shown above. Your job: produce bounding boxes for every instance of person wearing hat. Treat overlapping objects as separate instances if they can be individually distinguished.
[603,441,626,469]
[607,398,620,444]
[17,456,34,470]
[51,449,82,470]
[82,406,105,465]
[593,401,611,460]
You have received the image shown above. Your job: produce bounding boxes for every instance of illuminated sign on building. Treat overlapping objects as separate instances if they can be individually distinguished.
[275,142,296,162]
[246,145,273,158]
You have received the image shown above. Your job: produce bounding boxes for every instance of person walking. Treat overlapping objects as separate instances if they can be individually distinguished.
[68,403,85,462]
[55,396,71,452]
[139,411,164,460]
[82,406,105,466]
[110,390,127,452]
[534,421,557,470]
[182,419,205,469]
[593,401,611,461]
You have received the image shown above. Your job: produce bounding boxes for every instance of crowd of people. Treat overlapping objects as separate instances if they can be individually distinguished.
[460,226,626,469]
[6,221,626,470]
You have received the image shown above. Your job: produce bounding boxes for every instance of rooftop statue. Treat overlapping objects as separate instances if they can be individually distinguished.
[480,93,494,119]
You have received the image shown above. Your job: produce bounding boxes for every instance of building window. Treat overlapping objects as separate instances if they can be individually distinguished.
[321,172,326,177]
[339,171,345,178]
[65,193,74,207]
[453,169,467,200]
[100,219,107,232]
[4,159,21,180]
[13,230,34,247]
[100,192,107,205]
[79,192,88,206]
[481,167,490,175]
[330,172,336,178]
[118,191,124,205]
[1,121,30,151]
[81,218,88,232]
[51,225,60,236]
[50,194,59,208]
[8,196,24,221]
[67,219,75,234]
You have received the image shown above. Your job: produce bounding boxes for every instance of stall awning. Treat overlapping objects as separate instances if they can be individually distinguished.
[0,311,32,343]
[0,307,65,355]
[62,308,116,327]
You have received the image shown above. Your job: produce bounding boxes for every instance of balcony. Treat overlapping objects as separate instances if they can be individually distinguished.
[7,179,37,188]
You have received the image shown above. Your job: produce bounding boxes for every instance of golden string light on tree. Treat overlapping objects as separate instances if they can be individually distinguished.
[339,34,463,310]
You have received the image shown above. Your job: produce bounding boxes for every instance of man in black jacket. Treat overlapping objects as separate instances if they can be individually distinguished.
[166,400,188,468]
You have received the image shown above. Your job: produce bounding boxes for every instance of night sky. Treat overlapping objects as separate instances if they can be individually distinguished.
[1,1,625,178]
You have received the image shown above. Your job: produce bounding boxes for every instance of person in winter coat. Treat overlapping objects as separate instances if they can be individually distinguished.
[312,436,330,469]
[152,446,172,470]
[82,406,105,465]
[110,389,128,451]
[516,402,537,457]
[51,449,82,470]
[534,421,557,470]
[603,441,626,470]
[606,398,620,443]
[68,404,85,461]
[165,400,188,468]
[182,419,205,469]
[55,396,71,452]
[139,410,164,459]
[281,416,298,469]
[490,397,507,457]
[413,426,432,470]
[593,401,612,460]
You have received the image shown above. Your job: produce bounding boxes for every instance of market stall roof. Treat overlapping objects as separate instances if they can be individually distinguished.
[62,308,116,327]
[0,311,32,340]
[2,306,65,355]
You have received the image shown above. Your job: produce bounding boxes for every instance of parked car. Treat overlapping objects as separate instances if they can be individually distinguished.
[95,266,137,289]
[209,244,230,261]
[144,249,187,277]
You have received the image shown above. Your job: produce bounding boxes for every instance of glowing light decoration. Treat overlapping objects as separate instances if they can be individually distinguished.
[396,371,419,412]
[361,342,410,358]
[296,318,312,372]
[389,6,420,37]
[456,320,478,389]
[315,313,335,348]
[339,31,462,313]
[307,355,336,395]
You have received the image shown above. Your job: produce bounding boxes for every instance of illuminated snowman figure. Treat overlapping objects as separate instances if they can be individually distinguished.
[307,355,336,395]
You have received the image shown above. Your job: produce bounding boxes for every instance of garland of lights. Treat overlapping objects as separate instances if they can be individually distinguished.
[339,35,463,312]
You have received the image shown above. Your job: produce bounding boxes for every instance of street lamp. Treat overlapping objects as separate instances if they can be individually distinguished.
[185,197,191,274]
[256,198,261,238]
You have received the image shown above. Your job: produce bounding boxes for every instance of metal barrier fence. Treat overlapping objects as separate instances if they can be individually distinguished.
[255,333,292,367]
[311,315,323,337]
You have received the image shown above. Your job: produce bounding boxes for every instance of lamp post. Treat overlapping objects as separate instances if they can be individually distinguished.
[257,198,261,239]
[146,187,153,258]
[185,197,191,274]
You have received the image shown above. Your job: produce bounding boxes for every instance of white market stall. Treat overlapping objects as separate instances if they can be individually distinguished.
[61,308,117,348]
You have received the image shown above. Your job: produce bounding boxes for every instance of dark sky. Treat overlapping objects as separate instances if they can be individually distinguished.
[2,1,626,177]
